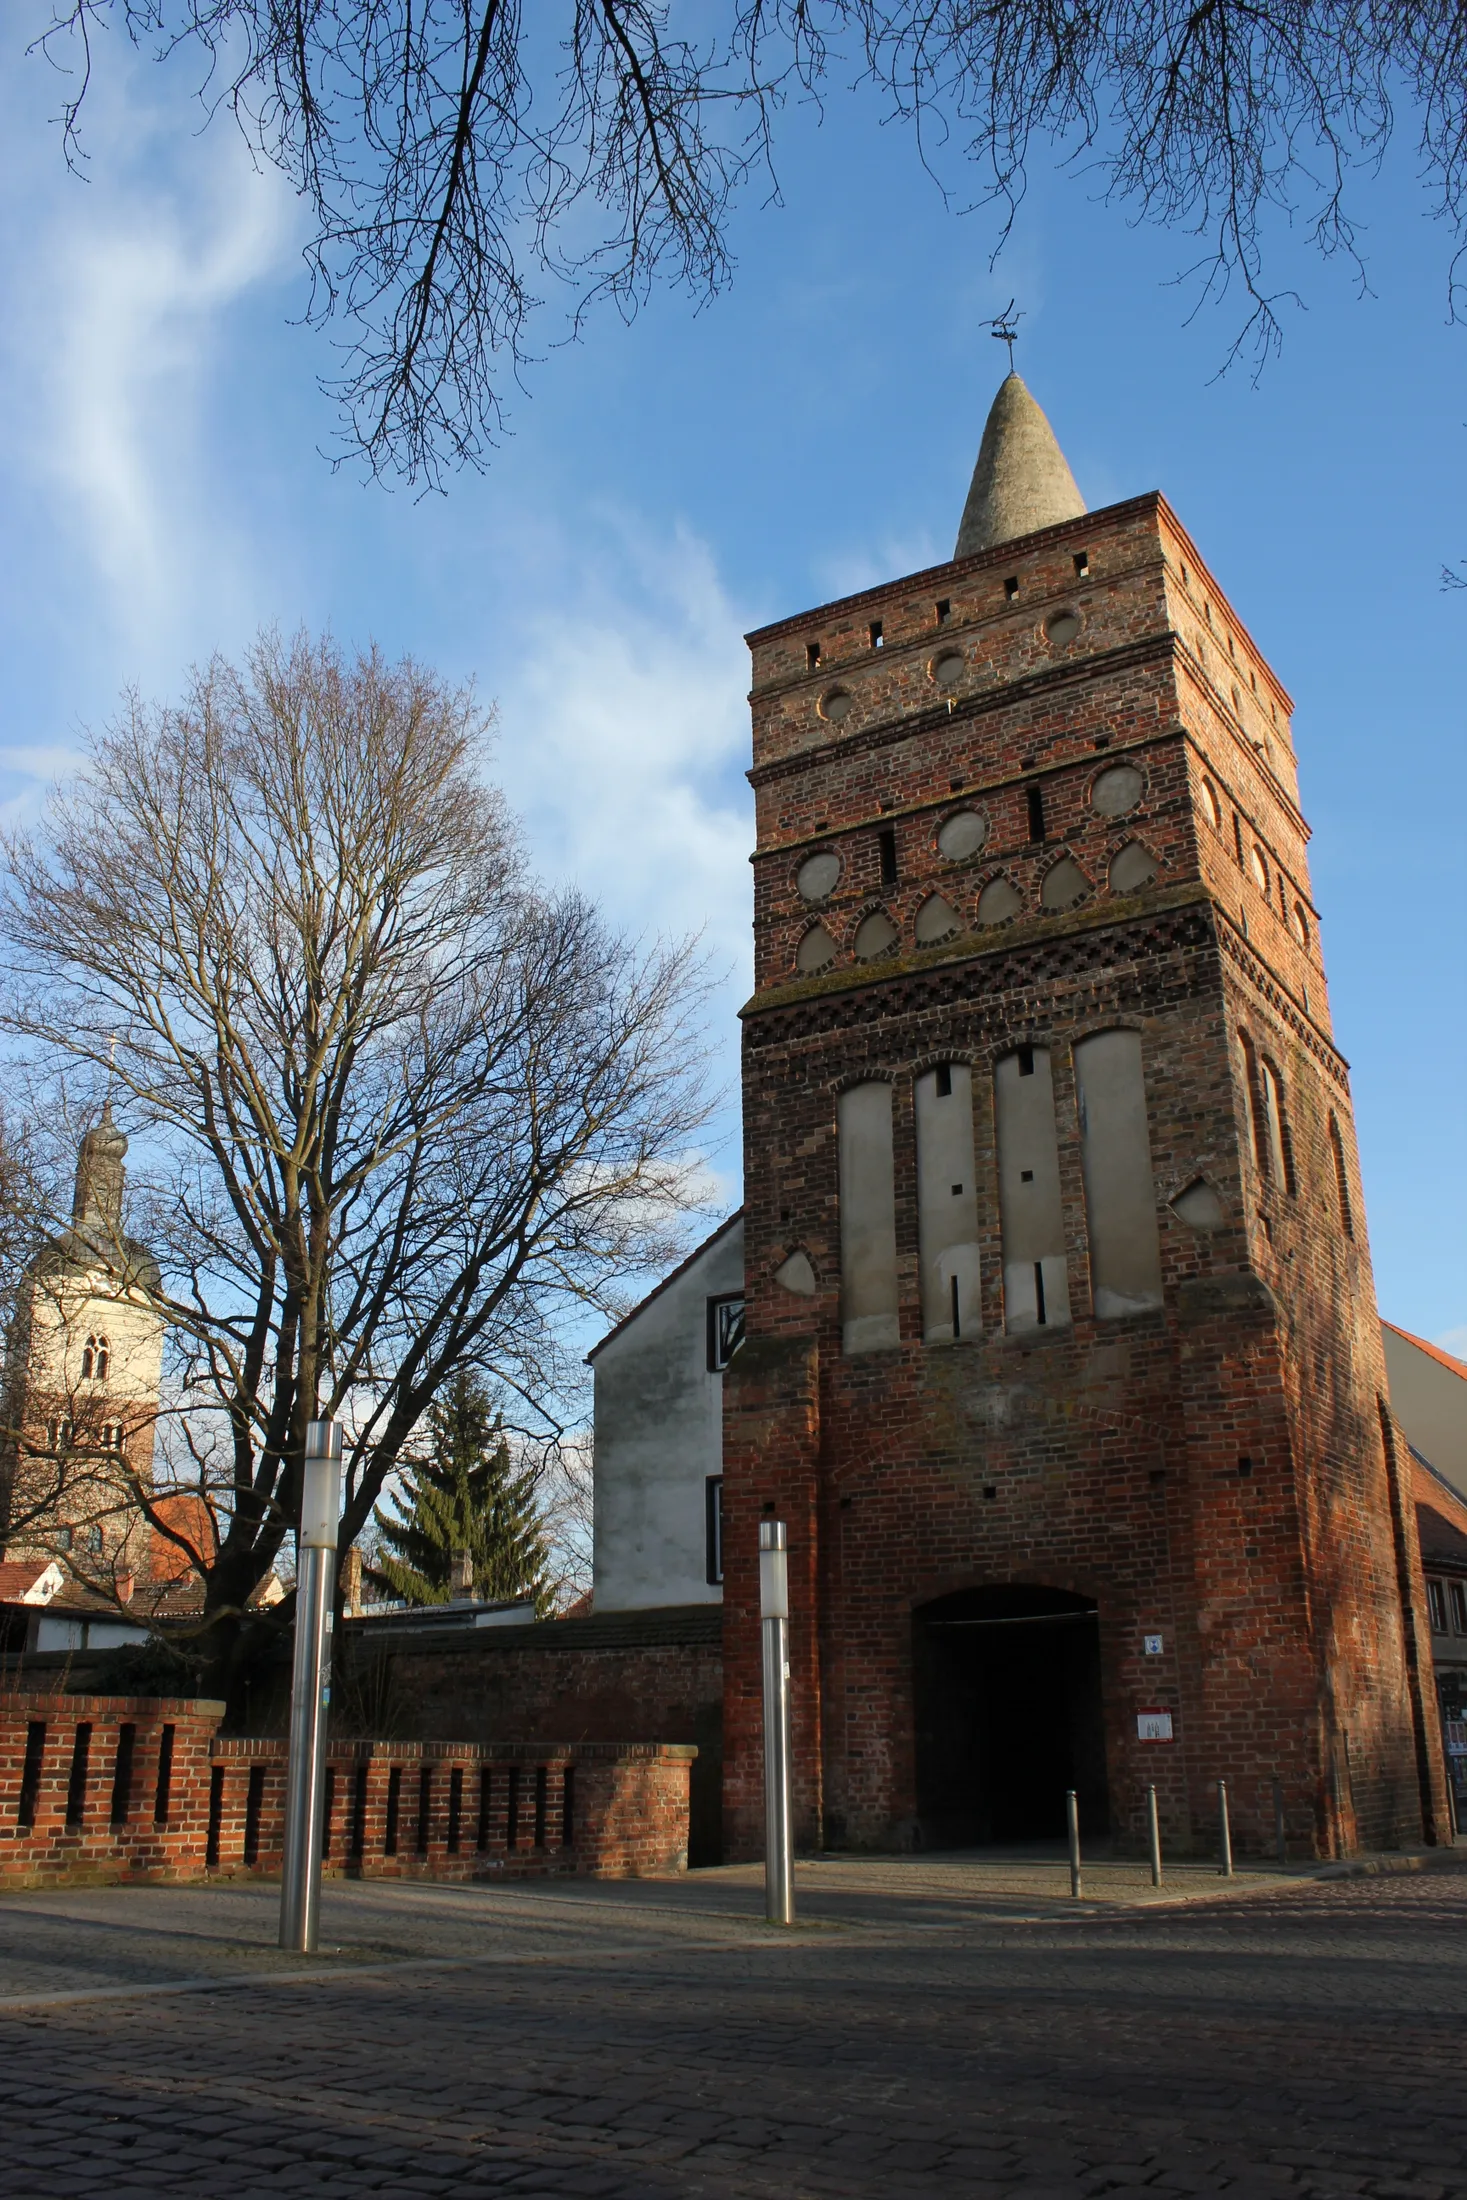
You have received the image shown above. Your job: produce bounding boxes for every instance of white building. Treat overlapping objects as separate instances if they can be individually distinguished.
[588,1213,743,1611]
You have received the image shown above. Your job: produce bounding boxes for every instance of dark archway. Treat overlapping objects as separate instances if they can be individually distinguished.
[912,1584,1110,1846]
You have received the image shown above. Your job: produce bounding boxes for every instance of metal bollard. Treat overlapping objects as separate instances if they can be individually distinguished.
[280,1420,342,1954]
[1273,1776,1287,1866]
[1217,1778,1234,1877]
[1066,1788,1083,1899]
[1146,1784,1163,1887]
[759,1521,795,1926]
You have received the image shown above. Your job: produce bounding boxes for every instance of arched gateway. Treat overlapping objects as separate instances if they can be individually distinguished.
[912,1586,1108,1847]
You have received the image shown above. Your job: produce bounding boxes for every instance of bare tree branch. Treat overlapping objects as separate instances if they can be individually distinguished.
[27,1,1459,481]
[0,629,714,1695]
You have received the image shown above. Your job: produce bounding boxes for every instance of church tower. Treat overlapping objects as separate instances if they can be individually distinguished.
[721,376,1449,1859]
[1,1109,163,1581]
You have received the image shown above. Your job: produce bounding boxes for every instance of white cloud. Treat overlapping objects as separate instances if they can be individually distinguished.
[490,511,754,1202]
[0,53,297,677]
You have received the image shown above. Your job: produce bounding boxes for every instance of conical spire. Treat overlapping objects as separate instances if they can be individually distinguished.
[954,373,1085,558]
[72,1103,128,1236]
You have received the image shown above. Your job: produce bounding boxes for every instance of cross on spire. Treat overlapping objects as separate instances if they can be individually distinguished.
[989,300,1023,374]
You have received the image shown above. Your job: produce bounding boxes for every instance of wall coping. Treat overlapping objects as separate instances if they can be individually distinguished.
[0,1692,226,1718]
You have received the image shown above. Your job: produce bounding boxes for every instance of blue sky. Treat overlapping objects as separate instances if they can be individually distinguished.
[1,20,1463,1355]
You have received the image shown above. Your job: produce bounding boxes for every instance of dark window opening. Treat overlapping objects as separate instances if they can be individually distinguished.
[534,1765,549,1849]
[1093,733,1111,749]
[950,1277,962,1339]
[1020,1168,1034,1181]
[1034,1262,1048,1325]
[935,1064,952,1097]
[1238,1456,1254,1477]
[153,1725,175,1826]
[1004,576,1020,600]
[415,1766,433,1855]
[506,1766,521,1851]
[982,1485,997,1501]
[1073,551,1090,578]
[706,1476,724,1586]
[869,619,884,648]
[18,1721,45,1829]
[950,1182,963,1195]
[1026,785,1045,841]
[1017,1045,1035,1077]
[65,1722,91,1829]
[806,640,821,670]
[110,1723,135,1826]
[244,1765,266,1865]
[936,599,951,623]
[206,1764,224,1866]
[1428,1579,1449,1632]
[949,775,964,791]
[384,1764,402,1856]
[707,1294,745,1372]
[447,1765,463,1854]
[878,826,898,883]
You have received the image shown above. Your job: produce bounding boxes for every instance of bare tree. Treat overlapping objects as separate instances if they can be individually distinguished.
[30,3,1467,483]
[0,629,711,1695]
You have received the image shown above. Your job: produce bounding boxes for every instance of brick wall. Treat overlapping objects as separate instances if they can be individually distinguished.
[0,1694,694,1888]
[337,1604,724,1863]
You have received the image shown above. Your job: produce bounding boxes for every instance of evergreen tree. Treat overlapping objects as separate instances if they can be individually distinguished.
[367,1372,550,1611]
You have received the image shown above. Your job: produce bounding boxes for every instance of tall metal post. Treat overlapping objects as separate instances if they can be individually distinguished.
[280,1420,342,1953]
[1146,1784,1163,1888]
[1217,1778,1234,1878]
[759,1520,794,1926]
[1066,1788,1083,1899]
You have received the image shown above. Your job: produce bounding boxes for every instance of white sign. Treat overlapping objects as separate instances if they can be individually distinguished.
[1143,1633,1164,1656]
[1137,1708,1174,1742]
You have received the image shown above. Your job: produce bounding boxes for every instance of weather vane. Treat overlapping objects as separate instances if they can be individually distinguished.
[989,301,1023,373]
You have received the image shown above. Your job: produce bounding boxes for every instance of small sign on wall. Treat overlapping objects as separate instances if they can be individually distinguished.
[1136,1707,1174,1742]
[1143,1633,1164,1656]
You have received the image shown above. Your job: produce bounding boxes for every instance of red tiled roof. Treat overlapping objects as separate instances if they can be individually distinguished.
[1383,1320,1467,1383]
[0,1560,61,1604]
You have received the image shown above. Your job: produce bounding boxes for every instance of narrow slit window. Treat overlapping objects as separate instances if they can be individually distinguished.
[1073,550,1089,577]
[351,1766,369,1859]
[1004,576,1020,601]
[878,827,898,884]
[995,1047,1071,1335]
[705,1475,724,1586]
[1259,1058,1297,1194]
[534,1765,549,1849]
[1232,812,1245,868]
[384,1763,402,1856]
[1073,1029,1164,1319]
[506,1766,521,1851]
[1026,785,1045,842]
[109,1723,135,1826]
[915,1064,980,1345]
[153,1724,175,1825]
[936,599,951,623]
[66,1722,91,1828]
[562,1766,575,1848]
[244,1764,266,1864]
[416,1766,433,1855]
[206,1764,224,1868]
[806,640,822,670]
[1328,1114,1354,1239]
[447,1765,464,1855]
[477,1766,493,1852]
[869,619,884,648]
[18,1722,45,1828]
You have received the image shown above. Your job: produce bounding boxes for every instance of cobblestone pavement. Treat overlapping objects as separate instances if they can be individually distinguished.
[0,1862,1464,2198]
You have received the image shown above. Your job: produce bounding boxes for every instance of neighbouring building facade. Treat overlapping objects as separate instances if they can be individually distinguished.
[590,1213,743,1612]
[709,371,1449,1861]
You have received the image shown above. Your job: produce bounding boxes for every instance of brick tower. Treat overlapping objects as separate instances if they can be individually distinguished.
[721,374,1450,1861]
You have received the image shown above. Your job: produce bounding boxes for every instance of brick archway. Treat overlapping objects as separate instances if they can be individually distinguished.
[911,1584,1109,1847]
